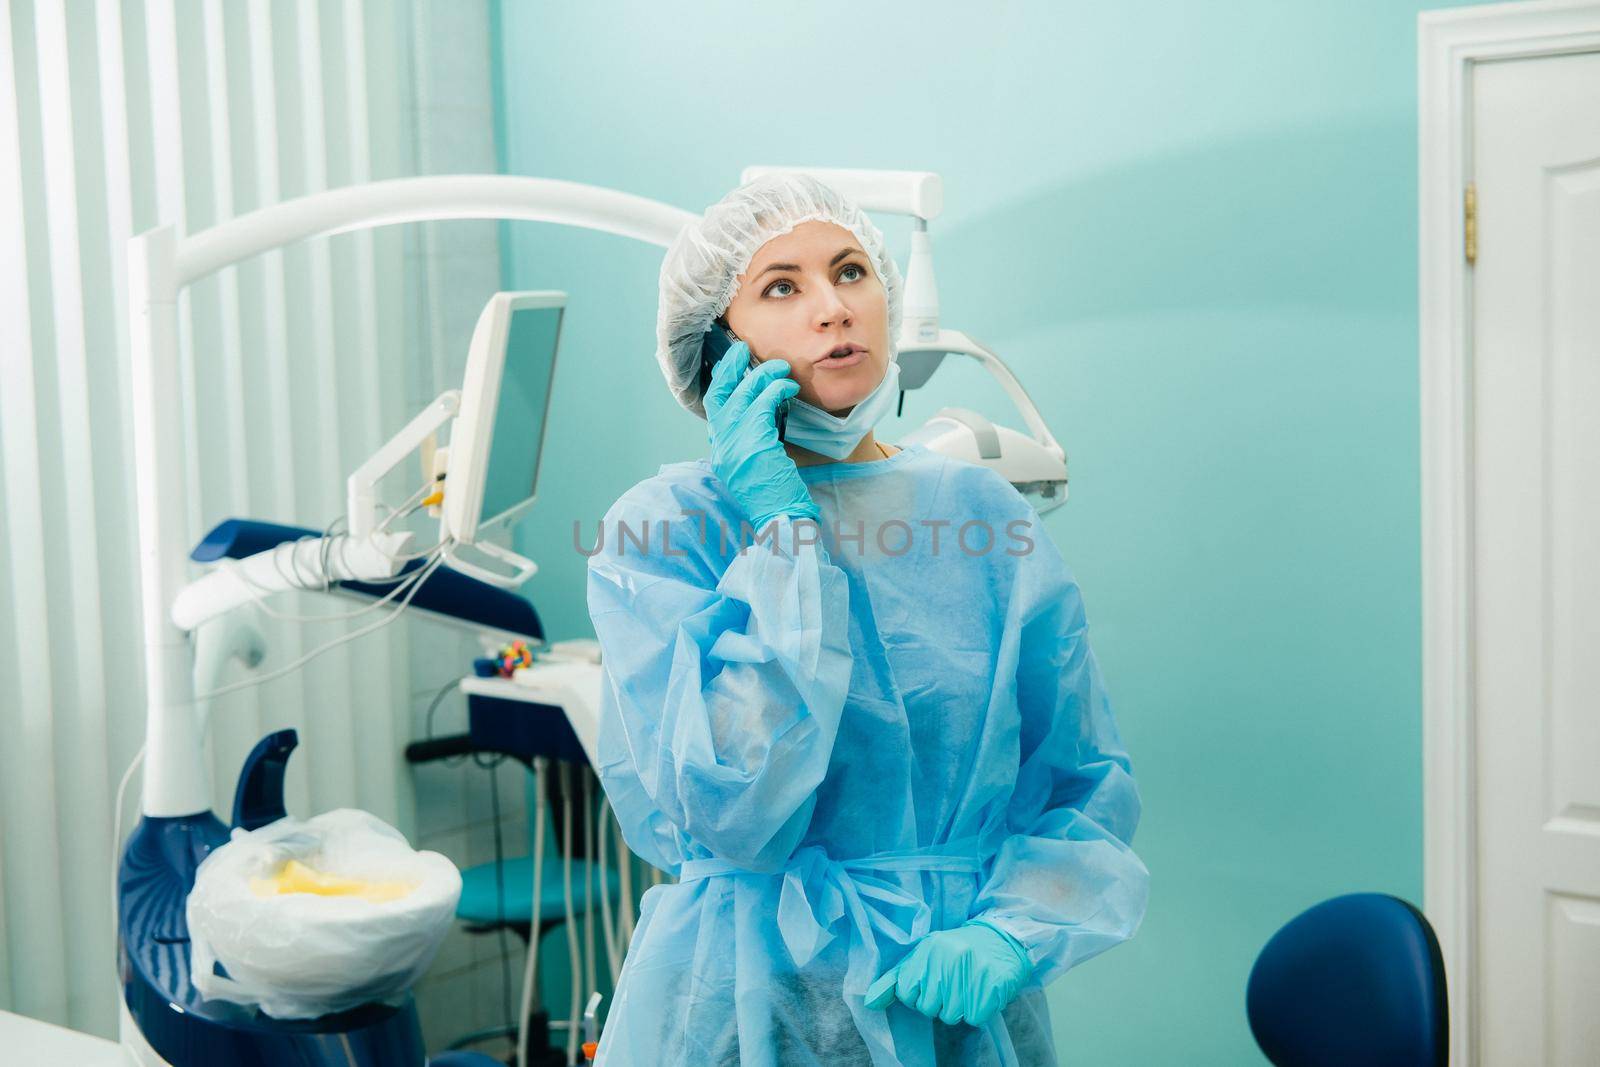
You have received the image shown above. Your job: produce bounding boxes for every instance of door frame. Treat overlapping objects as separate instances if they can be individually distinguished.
[1419,3,1600,1064]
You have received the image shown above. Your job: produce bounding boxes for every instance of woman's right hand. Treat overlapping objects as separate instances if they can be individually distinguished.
[705,340,820,529]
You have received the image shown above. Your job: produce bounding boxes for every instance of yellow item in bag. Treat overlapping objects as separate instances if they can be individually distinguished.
[251,859,414,903]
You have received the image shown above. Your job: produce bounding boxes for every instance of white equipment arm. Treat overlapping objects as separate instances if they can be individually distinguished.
[738,165,943,220]
[348,391,459,541]
[169,530,414,633]
[902,330,1067,464]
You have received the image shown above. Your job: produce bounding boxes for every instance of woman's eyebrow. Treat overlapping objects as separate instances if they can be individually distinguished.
[753,247,864,279]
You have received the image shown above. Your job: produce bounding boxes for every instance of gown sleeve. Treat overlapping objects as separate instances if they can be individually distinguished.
[969,511,1150,987]
[586,479,854,873]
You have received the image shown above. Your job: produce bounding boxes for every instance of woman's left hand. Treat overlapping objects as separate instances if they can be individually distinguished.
[864,919,1033,1027]
[704,340,815,529]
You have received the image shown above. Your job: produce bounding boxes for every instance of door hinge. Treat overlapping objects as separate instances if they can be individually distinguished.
[1464,182,1477,265]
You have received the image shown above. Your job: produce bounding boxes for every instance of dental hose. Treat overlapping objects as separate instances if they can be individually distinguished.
[517,756,548,1067]
[561,763,581,1064]
[582,771,597,1027]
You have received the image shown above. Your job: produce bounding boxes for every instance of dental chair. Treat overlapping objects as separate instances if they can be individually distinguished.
[1246,893,1449,1067]
[121,724,504,1067]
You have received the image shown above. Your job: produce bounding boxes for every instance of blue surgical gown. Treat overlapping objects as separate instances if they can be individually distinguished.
[585,442,1148,1066]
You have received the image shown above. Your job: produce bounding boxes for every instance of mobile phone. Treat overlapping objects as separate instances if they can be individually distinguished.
[700,324,789,439]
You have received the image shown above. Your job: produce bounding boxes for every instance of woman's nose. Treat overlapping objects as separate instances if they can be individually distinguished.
[815,290,852,329]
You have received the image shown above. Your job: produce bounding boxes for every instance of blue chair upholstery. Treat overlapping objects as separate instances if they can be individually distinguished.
[428,1052,504,1067]
[1247,893,1448,1067]
[457,855,622,926]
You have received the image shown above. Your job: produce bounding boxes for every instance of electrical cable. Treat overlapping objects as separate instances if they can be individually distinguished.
[192,550,446,704]
[219,538,436,624]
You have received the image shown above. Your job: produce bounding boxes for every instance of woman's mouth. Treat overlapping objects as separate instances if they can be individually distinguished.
[816,344,866,369]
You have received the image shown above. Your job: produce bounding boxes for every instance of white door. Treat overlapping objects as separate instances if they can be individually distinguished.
[1471,49,1600,1067]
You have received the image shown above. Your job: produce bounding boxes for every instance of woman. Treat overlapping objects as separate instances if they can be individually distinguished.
[586,173,1148,1066]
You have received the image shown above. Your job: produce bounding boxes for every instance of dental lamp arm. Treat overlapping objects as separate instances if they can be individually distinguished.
[899,329,1067,464]
[738,166,942,220]
[959,334,1066,462]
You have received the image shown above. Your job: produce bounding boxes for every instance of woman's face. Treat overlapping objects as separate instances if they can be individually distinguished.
[722,220,890,414]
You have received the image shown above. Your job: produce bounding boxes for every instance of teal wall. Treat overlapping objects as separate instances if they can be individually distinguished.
[491,2,1482,1062]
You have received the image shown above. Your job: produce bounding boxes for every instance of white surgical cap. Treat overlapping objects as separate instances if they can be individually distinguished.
[655,172,904,418]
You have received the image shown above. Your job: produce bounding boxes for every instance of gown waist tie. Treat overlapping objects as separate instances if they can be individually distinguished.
[678,837,986,997]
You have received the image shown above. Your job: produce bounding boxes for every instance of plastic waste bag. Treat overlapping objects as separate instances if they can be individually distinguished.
[186,807,462,1019]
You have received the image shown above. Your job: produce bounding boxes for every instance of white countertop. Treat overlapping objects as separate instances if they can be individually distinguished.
[0,1009,127,1065]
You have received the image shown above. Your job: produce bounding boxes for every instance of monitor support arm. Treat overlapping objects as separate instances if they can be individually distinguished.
[347,390,459,541]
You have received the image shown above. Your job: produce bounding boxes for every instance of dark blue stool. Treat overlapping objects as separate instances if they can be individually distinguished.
[1247,893,1448,1067]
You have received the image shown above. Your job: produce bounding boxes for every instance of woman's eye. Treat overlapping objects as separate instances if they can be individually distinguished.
[761,263,865,299]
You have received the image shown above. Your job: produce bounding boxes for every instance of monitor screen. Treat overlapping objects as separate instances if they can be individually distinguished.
[478,303,561,530]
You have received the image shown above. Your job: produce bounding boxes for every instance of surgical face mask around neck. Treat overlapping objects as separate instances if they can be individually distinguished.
[782,360,901,461]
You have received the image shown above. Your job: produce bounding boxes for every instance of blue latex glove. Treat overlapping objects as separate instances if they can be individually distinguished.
[864,920,1034,1027]
[704,340,817,529]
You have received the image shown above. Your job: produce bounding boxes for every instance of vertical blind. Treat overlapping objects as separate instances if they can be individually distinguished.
[0,0,503,1037]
